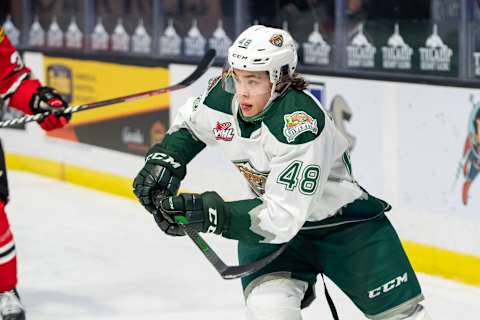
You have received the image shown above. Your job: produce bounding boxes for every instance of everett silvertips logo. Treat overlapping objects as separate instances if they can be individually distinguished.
[213,121,235,141]
[233,160,269,197]
[270,34,284,47]
[283,111,318,142]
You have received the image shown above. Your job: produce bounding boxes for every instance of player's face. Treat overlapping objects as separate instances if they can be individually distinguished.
[233,69,272,117]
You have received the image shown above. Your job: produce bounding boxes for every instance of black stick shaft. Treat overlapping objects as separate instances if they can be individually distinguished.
[0,49,216,128]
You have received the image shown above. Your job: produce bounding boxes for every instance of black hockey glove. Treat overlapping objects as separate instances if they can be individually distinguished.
[133,146,186,214]
[151,190,186,236]
[29,86,71,131]
[159,192,228,235]
[133,146,188,236]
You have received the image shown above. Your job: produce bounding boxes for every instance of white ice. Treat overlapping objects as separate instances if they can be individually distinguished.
[5,171,480,319]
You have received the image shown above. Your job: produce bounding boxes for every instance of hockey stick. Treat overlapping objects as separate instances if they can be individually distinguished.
[152,192,287,280]
[0,49,217,128]
[181,223,287,280]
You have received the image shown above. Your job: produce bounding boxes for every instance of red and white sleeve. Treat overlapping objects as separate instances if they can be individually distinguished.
[0,27,41,114]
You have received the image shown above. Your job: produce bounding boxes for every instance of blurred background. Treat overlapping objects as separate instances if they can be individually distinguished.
[1,1,480,318]
[3,0,480,82]
[0,0,480,83]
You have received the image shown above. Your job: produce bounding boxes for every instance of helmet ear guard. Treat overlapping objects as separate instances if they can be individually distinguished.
[277,65,291,83]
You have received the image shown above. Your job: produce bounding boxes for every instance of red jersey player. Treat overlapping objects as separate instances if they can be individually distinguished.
[0,27,70,320]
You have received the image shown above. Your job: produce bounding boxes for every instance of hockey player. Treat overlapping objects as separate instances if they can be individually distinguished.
[133,25,431,320]
[0,27,70,320]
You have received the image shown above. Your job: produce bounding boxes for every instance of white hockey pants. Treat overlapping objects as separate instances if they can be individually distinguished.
[377,304,432,320]
[245,278,307,320]
[245,278,432,320]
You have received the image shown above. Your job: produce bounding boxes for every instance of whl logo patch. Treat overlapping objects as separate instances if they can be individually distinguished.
[213,121,234,141]
[283,111,318,142]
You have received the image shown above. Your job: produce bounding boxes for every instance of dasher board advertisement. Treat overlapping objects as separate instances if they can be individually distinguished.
[43,56,170,155]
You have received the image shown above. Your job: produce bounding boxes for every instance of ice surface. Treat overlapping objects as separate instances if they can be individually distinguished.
[5,171,480,319]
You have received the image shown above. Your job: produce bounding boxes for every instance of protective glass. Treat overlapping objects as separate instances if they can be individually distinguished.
[221,63,272,96]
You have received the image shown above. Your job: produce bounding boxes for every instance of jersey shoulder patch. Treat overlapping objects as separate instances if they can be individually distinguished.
[263,89,325,144]
[207,75,221,92]
[202,76,234,115]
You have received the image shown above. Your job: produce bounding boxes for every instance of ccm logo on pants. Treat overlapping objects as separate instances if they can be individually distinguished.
[368,273,408,299]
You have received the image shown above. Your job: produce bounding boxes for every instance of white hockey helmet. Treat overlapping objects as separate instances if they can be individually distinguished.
[227,25,298,85]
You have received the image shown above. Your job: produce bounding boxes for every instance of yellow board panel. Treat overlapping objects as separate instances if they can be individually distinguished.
[43,57,170,125]
[403,240,480,286]
[5,153,135,199]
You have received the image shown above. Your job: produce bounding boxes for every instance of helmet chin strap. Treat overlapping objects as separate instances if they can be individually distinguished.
[263,79,291,110]
[238,80,291,122]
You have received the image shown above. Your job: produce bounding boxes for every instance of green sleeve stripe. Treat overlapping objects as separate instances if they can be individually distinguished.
[223,199,265,243]
[161,128,206,164]
[342,152,353,176]
[203,80,234,115]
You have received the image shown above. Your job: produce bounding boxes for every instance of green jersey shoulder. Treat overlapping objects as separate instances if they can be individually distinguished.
[202,76,234,115]
[263,88,326,144]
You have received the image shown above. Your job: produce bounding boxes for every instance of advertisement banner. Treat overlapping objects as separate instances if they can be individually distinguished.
[43,56,170,155]
[470,21,480,79]
[346,21,459,77]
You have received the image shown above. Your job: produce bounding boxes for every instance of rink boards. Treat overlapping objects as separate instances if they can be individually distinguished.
[1,52,479,287]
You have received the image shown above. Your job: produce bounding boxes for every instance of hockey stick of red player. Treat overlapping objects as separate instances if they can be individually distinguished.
[0,49,216,128]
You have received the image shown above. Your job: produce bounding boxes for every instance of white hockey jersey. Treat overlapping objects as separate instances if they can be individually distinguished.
[165,78,381,244]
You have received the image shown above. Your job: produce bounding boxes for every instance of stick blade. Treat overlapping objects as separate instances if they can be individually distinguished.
[220,243,288,280]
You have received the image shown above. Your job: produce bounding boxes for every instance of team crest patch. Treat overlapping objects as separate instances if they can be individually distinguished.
[233,160,269,197]
[269,34,284,47]
[283,111,318,142]
[213,121,234,141]
[0,28,5,43]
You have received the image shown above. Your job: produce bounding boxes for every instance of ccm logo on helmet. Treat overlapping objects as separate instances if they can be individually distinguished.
[368,273,408,299]
[146,152,181,169]
[232,53,248,60]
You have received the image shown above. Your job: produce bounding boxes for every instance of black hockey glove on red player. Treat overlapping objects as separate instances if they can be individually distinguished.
[158,192,228,235]
[133,146,186,236]
[29,86,71,131]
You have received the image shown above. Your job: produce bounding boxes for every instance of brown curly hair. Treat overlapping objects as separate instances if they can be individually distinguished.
[276,72,308,93]
[289,72,309,90]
